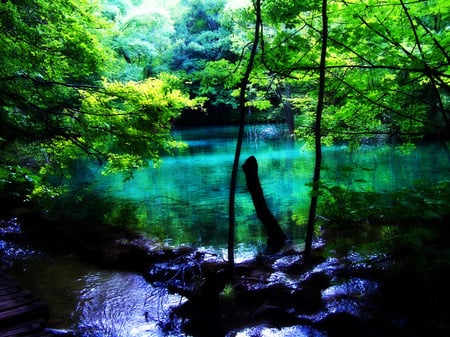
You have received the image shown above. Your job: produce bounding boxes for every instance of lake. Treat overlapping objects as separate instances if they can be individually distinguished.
[5,123,450,337]
[89,124,450,254]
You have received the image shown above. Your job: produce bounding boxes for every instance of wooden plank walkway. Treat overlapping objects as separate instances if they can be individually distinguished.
[0,271,53,337]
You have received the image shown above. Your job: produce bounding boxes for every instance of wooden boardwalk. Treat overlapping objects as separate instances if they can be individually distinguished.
[0,272,53,337]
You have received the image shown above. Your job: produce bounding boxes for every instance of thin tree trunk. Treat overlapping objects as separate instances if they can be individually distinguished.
[228,0,262,275]
[242,156,287,254]
[304,0,328,261]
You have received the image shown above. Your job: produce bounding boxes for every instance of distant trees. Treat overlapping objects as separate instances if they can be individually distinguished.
[170,0,233,72]
[170,0,242,122]
[102,0,177,80]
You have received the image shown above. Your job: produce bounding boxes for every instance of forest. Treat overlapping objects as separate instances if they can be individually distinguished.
[0,0,449,336]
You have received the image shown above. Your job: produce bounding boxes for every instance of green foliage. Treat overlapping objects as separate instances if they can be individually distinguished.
[0,0,197,207]
[80,74,195,173]
[0,163,66,210]
[262,0,319,24]
[1,0,108,144]
[191,59,241,108]
[319,180,450,258]
[320,180,450,229]
[162,0,246,115]
[221,283,235,303]
[103,1,176,80]
[251,0,450,143]
[171,0,233,72]
[0,0,112,81]
[1,0,449,236]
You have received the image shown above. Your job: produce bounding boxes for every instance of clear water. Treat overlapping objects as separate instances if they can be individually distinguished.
[10,253,185,337]
[91,124,450,250]
[6,124,450,337]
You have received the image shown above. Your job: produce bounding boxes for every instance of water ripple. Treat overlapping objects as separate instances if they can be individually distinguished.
[74,271,185,337]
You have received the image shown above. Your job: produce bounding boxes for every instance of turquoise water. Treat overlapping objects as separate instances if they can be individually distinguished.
[91,124,450,250]
[5,125,450,337]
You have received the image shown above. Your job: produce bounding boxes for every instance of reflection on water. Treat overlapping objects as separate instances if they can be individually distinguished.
[232,326,326,337]
[5,125,449,337]
[9,253,185,337]
[91,125,450,249]
[74,272,184,337]
[92,125,313,248]
[5,246,385,337]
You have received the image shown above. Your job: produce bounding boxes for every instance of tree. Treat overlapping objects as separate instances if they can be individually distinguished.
[228,0,261,274]
[170,0,233,73]
[247,0,449,255]
[246,0,449,144]
[1,0,111,198]
[304,0,327,260]
[0,0,197,204]
[102,0,177,80]
[169,0,242,123]
[294,0,450,145]
[242,155,287,254]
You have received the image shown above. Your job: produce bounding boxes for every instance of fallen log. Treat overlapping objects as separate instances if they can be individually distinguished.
[242,156,287,254]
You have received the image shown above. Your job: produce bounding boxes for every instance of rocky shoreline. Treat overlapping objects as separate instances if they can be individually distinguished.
[1,211,448,337]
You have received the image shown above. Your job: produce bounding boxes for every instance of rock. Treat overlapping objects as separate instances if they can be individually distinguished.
[251,305,302,327]
[316,312,363,337]
[303,272,331,290]
[86,239,153,272]
[291,287,323,314]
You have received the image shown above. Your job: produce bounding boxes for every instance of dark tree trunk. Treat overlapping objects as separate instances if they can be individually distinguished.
[304,0,328,261]
[242,156,287,254]
[228,0,262,275]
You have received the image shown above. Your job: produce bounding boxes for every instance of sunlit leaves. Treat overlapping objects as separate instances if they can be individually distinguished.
[0,0,112,81]
[80,75,196,171]
[0,0,200,206]
[262,0,320,25]
[102,153,146,176]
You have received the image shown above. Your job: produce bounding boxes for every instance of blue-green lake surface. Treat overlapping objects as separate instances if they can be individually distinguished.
[91,124,450,252]
[5,124,450,337]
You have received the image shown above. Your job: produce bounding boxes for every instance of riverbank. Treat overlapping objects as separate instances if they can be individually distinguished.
[2,205,450,337]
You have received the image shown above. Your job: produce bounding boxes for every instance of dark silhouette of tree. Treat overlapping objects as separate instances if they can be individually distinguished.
[304,0,328,260]
[228,0,262,275]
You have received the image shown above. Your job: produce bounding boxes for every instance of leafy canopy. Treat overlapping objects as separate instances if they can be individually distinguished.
[0,0,198,202]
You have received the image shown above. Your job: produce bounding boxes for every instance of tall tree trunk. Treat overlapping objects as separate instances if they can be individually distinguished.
[228,0,261,275]
[304,0,328,261]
